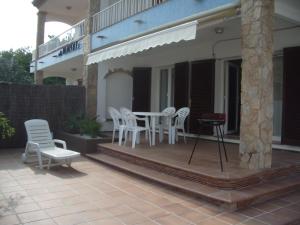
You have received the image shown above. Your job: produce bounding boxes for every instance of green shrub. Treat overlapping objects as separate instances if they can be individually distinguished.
[64,114,101,138]
[79,117,102,138]
[0,112,15,140]
[63,114,84,134]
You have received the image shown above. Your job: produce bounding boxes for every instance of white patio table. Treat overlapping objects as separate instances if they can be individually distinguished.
[133,112,172,145]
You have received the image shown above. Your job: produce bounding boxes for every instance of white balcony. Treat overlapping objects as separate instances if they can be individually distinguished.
[38,19,86,58]
[92,0,167,33]
[32,49,37,61]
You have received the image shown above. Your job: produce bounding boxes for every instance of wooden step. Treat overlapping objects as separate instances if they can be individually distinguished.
[97,143,300,189]
[86,152,300,210]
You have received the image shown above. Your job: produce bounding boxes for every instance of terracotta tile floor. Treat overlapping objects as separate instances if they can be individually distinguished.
[0,149,299,225]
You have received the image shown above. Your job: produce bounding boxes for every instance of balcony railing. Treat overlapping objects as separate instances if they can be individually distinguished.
[92,0,167,33]
[38,19,86,57]
[32,49,37,61]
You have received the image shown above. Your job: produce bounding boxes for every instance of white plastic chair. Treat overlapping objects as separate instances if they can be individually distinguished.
[120,107,151,148]
[171,107,190,144]
[22,119,80,169]
[158,107,176,143]
[108,107,125,145]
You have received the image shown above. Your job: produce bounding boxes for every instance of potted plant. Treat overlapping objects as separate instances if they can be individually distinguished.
[0,112,15,140]
[55,114,110,155]
[79,117,102,138]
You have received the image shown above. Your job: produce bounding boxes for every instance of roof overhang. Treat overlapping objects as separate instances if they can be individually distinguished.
[32,0,88,25]
[275,0,300,24]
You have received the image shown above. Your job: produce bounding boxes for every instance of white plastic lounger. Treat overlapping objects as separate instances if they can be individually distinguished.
[22,119,80,169]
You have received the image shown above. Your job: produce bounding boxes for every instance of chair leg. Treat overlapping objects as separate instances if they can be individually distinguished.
[67,159,72,167]
[124,130,128,146]
[182,128,187,144]
[112,129,115,143]
[36,151,43,169]
[129,132,132,141]
[148,130,152,146]
[118,127,124,146]
[132,131,137,148]
[47,158,52,169]
[159,125,163,143]
[171,126,175,144]
[168,127,172,144]
[136,132,140,144]
[175,129,178,142]
[22,143,30,163]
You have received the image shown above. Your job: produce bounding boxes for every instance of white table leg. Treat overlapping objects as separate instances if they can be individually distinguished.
[151,116,156,146]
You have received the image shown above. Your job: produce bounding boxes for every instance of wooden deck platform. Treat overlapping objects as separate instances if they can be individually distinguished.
[87,138,300,209]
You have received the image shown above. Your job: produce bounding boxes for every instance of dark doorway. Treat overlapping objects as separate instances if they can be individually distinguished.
[174,62,189,110]
[227,60,241,135]
[189,59,215,134]
[132,67,151,112]
[282,46,300,146]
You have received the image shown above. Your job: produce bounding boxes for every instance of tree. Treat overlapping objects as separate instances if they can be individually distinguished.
[43,77,66,85]
[0,48,33,84]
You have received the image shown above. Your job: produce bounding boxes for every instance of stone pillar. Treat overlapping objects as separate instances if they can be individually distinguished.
[239,0,274,169]
[35,71,44,85]
[82,0,101,117]
[34,11,46,85]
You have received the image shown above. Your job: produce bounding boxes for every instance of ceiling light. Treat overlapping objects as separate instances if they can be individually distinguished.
[134,19,144,24]
[97,35,106,39]
[214,27,224,34]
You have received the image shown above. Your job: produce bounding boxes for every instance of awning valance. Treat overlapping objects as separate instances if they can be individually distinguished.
[86,20,197,65]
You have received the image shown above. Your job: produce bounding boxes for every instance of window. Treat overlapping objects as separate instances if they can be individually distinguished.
[159,67,174,111]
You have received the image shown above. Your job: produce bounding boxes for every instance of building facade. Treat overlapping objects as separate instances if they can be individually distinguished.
[31,0,300,168]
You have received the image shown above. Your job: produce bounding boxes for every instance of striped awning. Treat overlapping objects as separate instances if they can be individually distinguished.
[86,20,197,65]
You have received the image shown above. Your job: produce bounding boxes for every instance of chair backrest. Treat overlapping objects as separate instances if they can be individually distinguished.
[24,119,55,149]
[161,107,176,115]
[108,107,122,128]
[175,107,190,127]
[120,107,137,128]
[161,107,176,126]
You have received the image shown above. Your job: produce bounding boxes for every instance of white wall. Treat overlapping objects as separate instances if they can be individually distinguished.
[106,72,133,118]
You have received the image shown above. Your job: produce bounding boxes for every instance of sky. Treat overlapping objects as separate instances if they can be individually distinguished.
[0,0,70,51]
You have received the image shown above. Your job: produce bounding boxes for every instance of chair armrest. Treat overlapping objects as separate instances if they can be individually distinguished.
[27,141,41,153]
[27,141,40,148]
[53,139,67,149]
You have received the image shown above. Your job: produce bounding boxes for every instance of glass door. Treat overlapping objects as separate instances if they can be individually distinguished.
[226,60,241,135]
[159,67,174,111]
